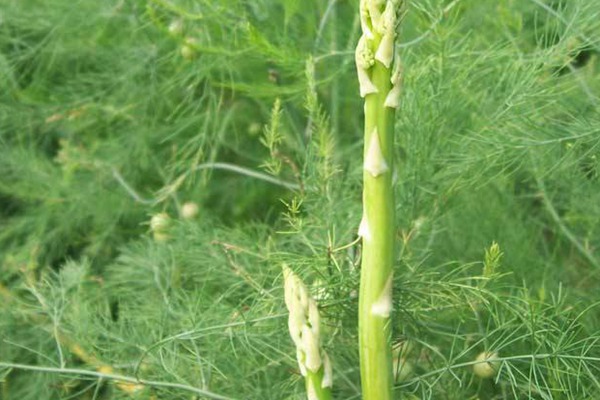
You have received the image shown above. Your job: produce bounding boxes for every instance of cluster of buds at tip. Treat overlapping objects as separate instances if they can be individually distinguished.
[355,0,403,107]
[283,265,333,392]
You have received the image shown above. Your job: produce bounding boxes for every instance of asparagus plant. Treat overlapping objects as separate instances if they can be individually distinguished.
[283,266,333,400]
[355,0,403,398]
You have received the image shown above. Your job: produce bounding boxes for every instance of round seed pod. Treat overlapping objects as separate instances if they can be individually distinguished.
[181,37,198,60]
[473,351,500,379]
[150,212,171,242]
[181,201,199,219]
[248,122,262,136]
[168,19,183,36]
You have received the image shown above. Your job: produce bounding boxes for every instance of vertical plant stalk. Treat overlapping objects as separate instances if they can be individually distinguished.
[283,266,333,400]
[355,0,403,399]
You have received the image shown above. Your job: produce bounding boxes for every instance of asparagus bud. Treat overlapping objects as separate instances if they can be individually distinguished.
[374,2,397,67]
[282,266,332,400]
[355,36,378,97]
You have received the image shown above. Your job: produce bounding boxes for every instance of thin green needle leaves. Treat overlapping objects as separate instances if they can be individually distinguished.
[0,362,236,400]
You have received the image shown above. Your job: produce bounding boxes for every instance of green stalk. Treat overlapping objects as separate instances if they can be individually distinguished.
[355,1,403,399]
[359,64,395,399]
[306,367,333,400]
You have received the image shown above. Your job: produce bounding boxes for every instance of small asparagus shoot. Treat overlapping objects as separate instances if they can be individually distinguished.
[355,0,404,399]
[283,266,333,400]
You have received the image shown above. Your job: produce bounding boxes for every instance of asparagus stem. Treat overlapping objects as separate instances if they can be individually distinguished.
[356,1,403,398]
[306,365,333,400]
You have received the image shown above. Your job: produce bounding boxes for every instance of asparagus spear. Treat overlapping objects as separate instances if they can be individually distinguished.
[283,266,333,400]
[355,1,403,398]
